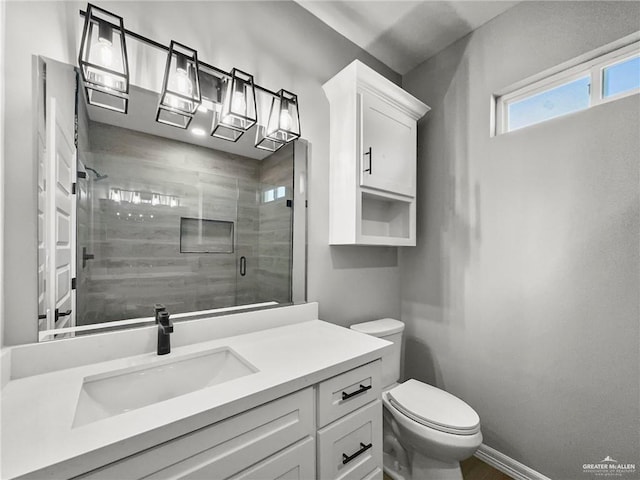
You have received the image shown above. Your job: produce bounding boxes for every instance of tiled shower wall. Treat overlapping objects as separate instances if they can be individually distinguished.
[77,122,271,324]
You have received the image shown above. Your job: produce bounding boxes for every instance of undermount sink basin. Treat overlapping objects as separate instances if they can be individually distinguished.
[72,347,258,427]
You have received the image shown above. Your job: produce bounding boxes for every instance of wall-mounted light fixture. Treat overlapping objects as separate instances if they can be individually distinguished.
[157,41,201,129]
[266,90,301,143]
[211,70,257,142]
[78,3,130,113]
[78,4,301,149]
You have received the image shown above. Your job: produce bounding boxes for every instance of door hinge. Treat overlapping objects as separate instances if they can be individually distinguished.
[72,182,77,194]
[77,170,87,179]
[71,277,77,290]
[286,199,293,208]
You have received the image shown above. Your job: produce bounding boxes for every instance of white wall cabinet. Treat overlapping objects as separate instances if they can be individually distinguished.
[72,361,383,480]
[323,60,429,246]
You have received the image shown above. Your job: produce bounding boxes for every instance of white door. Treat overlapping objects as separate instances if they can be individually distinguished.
[45,97,76,333]
[360,91,416,197]
[37,110,48,330]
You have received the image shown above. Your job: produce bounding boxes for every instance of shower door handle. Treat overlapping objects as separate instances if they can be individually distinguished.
[240,256,247,276]
[55,308,72,323]
[82,246,95,268]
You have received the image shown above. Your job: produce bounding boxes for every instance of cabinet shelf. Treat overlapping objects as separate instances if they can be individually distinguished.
[361,192,412,241]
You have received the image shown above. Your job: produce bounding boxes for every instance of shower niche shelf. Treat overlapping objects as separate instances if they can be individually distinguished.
[180,218,234,254]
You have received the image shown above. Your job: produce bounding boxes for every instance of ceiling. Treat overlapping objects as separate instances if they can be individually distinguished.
[295,1,519,74]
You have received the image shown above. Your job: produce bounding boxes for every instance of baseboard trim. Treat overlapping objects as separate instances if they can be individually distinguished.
[474,444,551,480]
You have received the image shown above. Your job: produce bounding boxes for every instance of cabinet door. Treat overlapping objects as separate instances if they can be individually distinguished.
[360,91,416,197]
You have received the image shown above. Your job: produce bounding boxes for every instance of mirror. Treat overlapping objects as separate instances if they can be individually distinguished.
[36,57,307,341]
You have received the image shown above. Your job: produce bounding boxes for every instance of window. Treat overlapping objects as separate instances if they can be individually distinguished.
[262,186,287,203]
[603,54,640,98]
[495,38,640,135]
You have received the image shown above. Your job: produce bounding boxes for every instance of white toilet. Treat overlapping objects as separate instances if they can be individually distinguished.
[351,318,482,480]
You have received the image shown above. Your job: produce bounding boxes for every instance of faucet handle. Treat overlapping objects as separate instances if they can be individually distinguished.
[154,304,166,323]
[158,311,173,333]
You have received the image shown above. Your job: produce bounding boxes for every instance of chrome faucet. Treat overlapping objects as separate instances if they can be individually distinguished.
[155,304,173,355]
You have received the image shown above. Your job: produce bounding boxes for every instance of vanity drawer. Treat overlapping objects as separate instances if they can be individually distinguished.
[317,399,383,480]
[79,387,314,480]
[229,436,315,480]
[317,360,381,427]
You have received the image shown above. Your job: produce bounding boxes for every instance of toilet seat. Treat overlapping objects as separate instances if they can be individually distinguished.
[387,380,480,436]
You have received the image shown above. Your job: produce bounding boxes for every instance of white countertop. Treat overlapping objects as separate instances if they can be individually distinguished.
[1,319,391,479]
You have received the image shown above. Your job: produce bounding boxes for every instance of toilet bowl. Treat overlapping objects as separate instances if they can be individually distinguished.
[351,319,482,480]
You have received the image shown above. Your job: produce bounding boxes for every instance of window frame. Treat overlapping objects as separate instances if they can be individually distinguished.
[494,38,640,135]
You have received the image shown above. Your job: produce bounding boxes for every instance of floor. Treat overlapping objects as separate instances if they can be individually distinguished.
[382,456,514,480]
[461,456,514,480]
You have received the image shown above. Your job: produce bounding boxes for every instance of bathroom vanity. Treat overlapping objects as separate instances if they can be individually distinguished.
[1,303,390,480]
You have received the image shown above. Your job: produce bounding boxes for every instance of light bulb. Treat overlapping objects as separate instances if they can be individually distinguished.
[232,91,246,114]
[97,37,113,67]
[280,108,292,131]
[175,67,193,96]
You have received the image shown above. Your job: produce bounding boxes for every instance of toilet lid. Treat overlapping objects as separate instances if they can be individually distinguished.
[387,380,480,435]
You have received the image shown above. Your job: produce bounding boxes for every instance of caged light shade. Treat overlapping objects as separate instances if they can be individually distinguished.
[265,90,300,144]
[219,69,257,132]
[78,3,130,113]
[157,41,201,129]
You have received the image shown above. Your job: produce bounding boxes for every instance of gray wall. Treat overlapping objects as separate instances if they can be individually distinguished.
[2,1,401,345]
[400,2,640,478]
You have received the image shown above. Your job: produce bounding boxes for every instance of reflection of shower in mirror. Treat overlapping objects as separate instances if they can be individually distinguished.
[35,57,307,342]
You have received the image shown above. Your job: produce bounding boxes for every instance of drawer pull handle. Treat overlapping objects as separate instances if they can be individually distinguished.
[342,384,372,400]
[342,442,373,465]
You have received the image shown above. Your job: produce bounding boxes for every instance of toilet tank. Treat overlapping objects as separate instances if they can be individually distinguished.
[350,318,404,389]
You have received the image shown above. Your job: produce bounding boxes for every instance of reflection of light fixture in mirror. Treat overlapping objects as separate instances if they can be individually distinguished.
[156,41,201,129]
[110,188,121,203]
[131,192,141,204]
[255,125,284,152]
[191,127,206,136]
[266,90,301,143]
[211,69,257,140]
[78,4,130,113]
